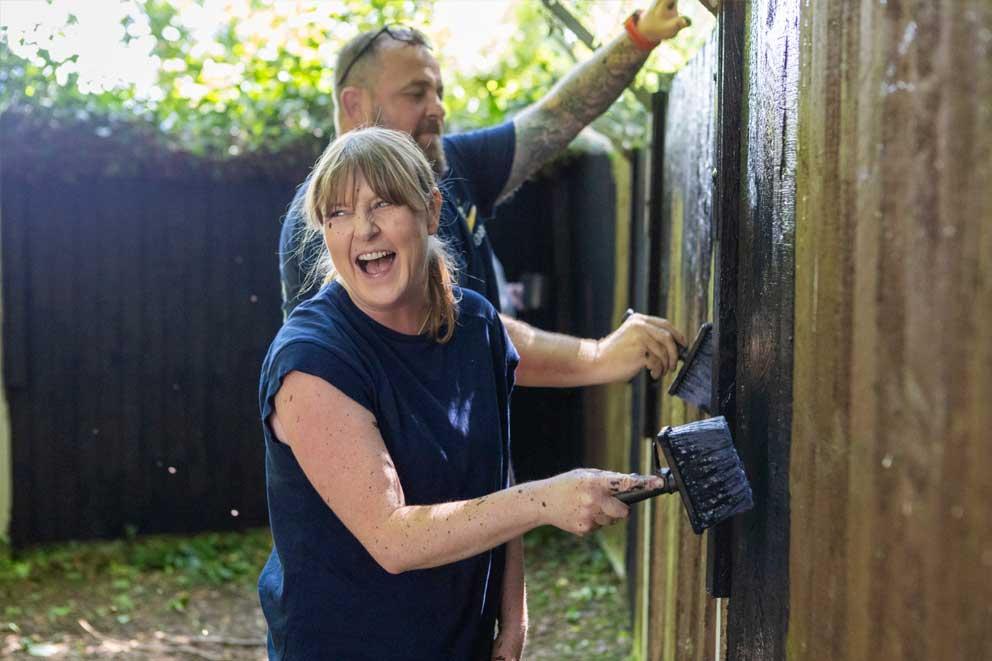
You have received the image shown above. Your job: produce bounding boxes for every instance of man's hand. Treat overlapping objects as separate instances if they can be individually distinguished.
[592,312,687,383]
[637,0,695,43]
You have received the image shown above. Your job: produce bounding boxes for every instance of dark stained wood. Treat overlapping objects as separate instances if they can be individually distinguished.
[1,153,292,544]
[708,0,746,600]
[726,0,800,658]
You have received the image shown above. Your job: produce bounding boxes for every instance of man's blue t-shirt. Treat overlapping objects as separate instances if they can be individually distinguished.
[279,123,516,317]
[258,282,519,660]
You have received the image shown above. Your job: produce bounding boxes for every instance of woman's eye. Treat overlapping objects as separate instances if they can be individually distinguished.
[373,200,391,209]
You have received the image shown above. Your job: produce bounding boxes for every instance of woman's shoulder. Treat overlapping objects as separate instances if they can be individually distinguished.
[271,285,354,357]
[455,287,498,321]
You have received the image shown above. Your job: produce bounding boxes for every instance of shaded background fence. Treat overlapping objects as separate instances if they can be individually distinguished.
[0,111,619,546]
[1,122,297,543]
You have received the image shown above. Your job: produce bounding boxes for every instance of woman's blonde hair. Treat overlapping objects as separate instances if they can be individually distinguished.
[300,127,459,342]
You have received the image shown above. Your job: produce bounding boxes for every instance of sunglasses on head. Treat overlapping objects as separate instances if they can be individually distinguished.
[336,25,426,88]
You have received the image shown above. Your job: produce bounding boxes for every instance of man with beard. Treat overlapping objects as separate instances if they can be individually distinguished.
[280,0,715,388]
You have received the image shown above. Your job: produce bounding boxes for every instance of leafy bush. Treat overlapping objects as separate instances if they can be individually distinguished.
[1,0,712,160]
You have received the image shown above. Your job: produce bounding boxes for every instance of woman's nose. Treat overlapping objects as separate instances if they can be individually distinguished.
[355,212,379,239]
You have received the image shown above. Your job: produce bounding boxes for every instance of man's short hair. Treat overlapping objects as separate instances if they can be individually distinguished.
[333,26,432,101]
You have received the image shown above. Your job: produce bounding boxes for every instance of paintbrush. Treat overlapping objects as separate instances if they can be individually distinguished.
[622,309,714,412]
[667,322,714,413]
[615,416,753,534]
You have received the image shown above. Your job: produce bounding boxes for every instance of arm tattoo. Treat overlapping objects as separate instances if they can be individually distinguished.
[499,35,648,201]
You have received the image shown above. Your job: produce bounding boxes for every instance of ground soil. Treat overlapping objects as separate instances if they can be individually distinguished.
[2,528,631,659]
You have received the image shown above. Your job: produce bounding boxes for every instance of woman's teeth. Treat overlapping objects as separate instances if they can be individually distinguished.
[357,251,396,274]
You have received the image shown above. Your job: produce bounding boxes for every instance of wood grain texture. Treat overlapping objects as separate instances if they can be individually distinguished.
[790,0,992,659]
[639,30,723,661]
[1,166,291,544]
[726,0,801,659]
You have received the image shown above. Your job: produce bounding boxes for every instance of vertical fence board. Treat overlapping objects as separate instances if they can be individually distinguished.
[709,0,746,602]
[791,1,992,659]
[726,1,800,659]
[642,29,720,661]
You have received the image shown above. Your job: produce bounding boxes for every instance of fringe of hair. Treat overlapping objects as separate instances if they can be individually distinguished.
[297,128,461,343]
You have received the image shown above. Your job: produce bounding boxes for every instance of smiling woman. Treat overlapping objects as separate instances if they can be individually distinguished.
[302,127,452,339]
[256,127,664,660]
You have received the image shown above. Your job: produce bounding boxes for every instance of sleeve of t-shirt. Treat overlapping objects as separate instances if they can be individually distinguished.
[260,340,374,430]
[494,309,520,394]
[444,121,516,218]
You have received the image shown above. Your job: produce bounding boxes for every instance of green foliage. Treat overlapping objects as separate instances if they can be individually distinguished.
[0,528,272,587]
[1,0,712,159]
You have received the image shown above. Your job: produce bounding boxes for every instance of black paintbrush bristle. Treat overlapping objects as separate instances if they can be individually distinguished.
[668,322,714,412]
[657,416,753,534]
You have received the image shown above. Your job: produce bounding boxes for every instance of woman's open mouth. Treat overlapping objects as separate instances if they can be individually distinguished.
[356,250,396,276]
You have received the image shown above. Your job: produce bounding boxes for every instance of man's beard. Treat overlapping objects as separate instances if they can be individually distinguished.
[417,132,447,178]
[371,105,447,177]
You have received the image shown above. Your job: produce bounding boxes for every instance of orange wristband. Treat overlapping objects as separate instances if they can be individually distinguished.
[624,10,661,52]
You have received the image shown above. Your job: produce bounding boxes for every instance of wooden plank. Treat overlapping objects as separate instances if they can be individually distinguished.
[117,178,144,534]
[139,180,171,533]
[182,180,212,526]
[26,176,62,542]
[72,176,105,539]
[642,30,721,660]
[789,1,992,659]
[709,0,746,600]
[725,0,800,659]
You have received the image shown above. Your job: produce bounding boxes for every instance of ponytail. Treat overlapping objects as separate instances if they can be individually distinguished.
[424,234,460,343]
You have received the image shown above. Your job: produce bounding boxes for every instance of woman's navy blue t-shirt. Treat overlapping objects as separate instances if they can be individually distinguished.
[257,282,519,660]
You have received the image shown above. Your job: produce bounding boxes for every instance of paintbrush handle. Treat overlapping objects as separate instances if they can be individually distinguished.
[615,485,669,504]
[614,468,677,504]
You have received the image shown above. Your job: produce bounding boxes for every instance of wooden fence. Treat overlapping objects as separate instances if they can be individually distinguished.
[1,114,618,546]
[2,167,295,545]
[620,0,992,659]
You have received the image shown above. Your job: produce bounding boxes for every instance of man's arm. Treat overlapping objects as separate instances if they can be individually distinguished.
[502,312,687,388]
[499,0,693,201]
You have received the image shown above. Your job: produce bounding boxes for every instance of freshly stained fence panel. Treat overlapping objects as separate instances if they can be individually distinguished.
[1,151,296,544]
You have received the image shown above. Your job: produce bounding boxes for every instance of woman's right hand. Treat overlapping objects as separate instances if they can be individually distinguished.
[536,469,665,536]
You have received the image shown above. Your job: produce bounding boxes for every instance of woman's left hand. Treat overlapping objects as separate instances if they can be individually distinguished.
[491,622,526,661]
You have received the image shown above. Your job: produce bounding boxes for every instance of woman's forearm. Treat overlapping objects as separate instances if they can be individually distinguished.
[375,481,545,574]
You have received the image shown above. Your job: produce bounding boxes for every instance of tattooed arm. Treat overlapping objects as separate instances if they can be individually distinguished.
[498,0,695,202]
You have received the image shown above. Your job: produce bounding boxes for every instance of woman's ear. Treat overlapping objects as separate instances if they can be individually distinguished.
[427,188,442,235]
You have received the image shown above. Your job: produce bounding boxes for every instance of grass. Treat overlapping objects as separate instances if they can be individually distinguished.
[1,526,631,659]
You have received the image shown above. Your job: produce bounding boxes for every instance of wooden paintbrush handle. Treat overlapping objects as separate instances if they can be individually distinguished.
[615,468,677,504]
